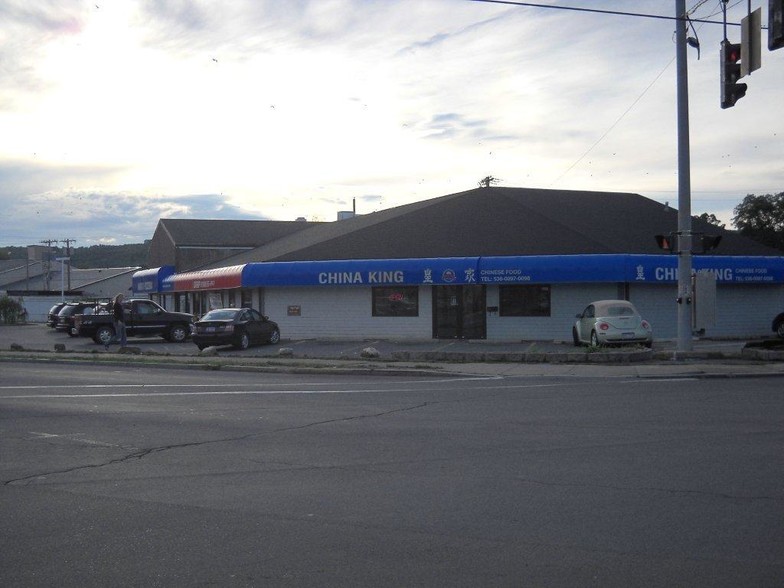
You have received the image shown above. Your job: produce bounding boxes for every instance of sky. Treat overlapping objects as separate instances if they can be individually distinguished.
[1,0,782,247]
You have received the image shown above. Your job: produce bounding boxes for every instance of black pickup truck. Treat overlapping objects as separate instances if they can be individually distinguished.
[74,299,195,345]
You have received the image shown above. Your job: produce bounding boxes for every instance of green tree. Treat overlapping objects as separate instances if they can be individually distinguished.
[732,192,784,251]
[695,212,725,229]
[0,295,23,324]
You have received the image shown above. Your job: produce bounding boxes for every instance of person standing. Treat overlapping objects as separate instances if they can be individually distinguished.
[106,293,127,350]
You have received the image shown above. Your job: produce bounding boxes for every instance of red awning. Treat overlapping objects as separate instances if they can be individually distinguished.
[169,265,244,291]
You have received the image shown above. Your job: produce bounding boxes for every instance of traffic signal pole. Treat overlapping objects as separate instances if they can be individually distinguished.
[676,0,693,353]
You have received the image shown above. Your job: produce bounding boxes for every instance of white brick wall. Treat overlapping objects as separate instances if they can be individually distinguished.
[486,284,619,341]
[629,283,783,339]
[264,286,434,340]
[172,281,783,341]
[628,284,677,339]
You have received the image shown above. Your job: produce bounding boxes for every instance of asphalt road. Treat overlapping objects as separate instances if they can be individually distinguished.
[1,363,782,587]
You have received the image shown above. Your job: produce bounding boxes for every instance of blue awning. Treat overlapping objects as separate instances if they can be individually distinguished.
[479,254,784,284]
[479,255,627,284]
[142,255,784,293]
[243,258,481,287]
[132,266,175,295]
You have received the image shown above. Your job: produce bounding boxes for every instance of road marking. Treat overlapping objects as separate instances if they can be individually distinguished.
[0,380,566,400]
[28,432,127,448]
[0,375,499,392]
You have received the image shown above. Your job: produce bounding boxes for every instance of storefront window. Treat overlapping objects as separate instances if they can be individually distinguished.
[241,289,253,309]
[499,285,551,317]
[372,287,419,317]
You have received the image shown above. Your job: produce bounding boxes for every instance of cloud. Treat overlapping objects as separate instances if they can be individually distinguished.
[0,185,268,246]
[0,1,87,106]
[0,0,781,246]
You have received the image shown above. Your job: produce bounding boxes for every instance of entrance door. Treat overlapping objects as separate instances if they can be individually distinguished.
[433,285,486,339]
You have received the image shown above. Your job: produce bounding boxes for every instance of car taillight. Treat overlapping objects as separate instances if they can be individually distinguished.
[598,322,610,331]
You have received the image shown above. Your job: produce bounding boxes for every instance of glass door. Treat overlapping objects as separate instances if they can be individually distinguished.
[433,285,486,339]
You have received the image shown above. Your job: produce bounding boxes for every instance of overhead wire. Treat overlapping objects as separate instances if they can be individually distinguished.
[478,0,756,190]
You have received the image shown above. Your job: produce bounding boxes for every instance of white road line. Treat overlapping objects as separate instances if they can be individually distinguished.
[0,375,499,391]
[1,381,563,399]
[29,432,124,447]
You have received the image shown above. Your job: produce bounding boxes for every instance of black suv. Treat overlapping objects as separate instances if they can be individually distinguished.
[773,312,784,339]
[46,303,68,328]
[55,302,103,336]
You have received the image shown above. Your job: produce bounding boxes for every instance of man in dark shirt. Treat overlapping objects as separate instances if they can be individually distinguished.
[106,293,127,349]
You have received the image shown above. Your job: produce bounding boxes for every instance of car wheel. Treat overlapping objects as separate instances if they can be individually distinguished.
[94,325,114,345]
[234,331,250,350]
[168,324,189,343]
[777,321,784,339]
[197,344,207,351]
[590,330,600,347]
[268,328,280,345]
[572,327,580,346]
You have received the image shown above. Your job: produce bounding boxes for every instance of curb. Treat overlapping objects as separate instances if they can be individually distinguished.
[0,351,456,378]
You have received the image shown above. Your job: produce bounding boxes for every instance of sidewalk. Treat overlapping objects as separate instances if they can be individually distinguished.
[2,339,783,380]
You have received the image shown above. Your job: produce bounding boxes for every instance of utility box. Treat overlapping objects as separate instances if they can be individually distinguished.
[692,270,717,332]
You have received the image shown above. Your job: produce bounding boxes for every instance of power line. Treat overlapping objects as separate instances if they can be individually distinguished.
[469,0,743,26]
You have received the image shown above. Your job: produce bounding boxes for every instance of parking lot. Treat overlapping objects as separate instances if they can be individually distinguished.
[0,322,751,362]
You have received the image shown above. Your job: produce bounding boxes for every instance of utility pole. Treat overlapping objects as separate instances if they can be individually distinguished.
[675,0,693,353]
[61,238,76,292]
[39,239,59,292]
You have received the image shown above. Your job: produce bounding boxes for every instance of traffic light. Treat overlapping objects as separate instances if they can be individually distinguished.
[771,0,784,51]
[720,40,747,109]
[700,234,722,253]
[655,234,674,252]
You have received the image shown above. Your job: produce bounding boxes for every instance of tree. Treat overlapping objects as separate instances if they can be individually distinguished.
[0,295,23,324]
[732,192,784,251]
[695,213,725,229]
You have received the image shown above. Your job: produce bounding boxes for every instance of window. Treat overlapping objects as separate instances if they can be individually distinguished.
[241,289,253,309]
[134,301,158,315]
[372,286,419,317]
[499,285,551,317]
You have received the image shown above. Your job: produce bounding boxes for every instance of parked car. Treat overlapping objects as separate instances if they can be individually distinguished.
[573,300,652,348]
[773,312,784,339]
[192,308,280,350]
[46,302,68,328]
[55,302,102,336]
[74,299,194,345]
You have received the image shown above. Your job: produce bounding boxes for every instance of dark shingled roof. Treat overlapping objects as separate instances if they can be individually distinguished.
[157,218,319,248]
[196,187,781,268]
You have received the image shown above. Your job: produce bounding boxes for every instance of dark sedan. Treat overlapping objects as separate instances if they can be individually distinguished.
[192,308,281,350]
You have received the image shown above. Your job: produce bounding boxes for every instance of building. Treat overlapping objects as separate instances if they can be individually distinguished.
[147,218,320,271]
[134,187,784,341]
[1,246,139,322]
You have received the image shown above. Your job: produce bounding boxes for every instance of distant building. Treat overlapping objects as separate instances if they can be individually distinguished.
[147,218,321,272]
[1,256,138,322]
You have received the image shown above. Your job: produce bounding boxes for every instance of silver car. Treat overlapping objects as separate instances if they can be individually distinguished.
[573,300,653,348]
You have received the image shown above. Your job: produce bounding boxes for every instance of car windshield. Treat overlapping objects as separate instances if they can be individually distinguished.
[201,309,238,321]
[605,305,635,317]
